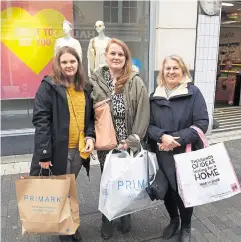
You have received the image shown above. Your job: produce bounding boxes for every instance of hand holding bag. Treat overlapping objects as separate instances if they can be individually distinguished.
[94,98,117,150]
[16,172,80,235]
[174,125,241,208]
[98,147,158,221]
[145,148,168,201]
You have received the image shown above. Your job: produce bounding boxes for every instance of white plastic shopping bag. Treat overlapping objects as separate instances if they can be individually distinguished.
[98,149,159,221]
[174,126,241,208]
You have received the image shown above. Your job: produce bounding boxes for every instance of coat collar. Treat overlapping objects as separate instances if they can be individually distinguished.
[42,76,89,104]
[151,83,193,100]
[90,66,139,95]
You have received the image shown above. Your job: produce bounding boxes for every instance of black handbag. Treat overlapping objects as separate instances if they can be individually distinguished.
[145,146,168,201]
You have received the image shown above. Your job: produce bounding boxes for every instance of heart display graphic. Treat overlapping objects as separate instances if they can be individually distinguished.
[1,7,66,74]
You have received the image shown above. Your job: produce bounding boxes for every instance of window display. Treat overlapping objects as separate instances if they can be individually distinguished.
[1,0,150,132]
[215,26,241,106]
[87,20,111,77]
[54,20,82,61]
[1,1,73,99]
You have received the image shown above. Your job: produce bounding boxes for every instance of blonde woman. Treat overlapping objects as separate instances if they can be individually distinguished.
[148,55,209,242]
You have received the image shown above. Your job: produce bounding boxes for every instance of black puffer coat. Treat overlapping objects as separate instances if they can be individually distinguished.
[30,76,95,176]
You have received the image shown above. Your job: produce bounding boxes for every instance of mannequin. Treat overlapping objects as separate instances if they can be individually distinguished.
[87,20,111,77]
[54,20,82,61]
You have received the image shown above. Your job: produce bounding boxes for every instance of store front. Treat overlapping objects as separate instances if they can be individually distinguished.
[1,0,151,155]
[215,1,241,108]
[212,1,241,133]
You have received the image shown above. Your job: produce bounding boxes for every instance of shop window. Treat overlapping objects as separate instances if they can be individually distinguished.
[1,0,149,133]
[103,0,137,24]
[122,0,137,23]
[73,3,84,22]
[103,1,119,23]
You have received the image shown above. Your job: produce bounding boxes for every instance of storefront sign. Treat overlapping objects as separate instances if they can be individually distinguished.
[74,29,96,40]
[1,1,73,99]
[220,27,241,44]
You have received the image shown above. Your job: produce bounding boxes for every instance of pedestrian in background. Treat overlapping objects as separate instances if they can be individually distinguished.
[148,55,209,242]
[89,38,150,240]
[30,46,95,242]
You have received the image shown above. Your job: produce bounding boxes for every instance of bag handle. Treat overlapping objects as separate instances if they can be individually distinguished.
[104,149,130,169]
[144,137,158,187]
[38,167,54,179]
[92,38,96,58]
[93,98,111,109]
[186,125,209,153]
[107,148,130,157]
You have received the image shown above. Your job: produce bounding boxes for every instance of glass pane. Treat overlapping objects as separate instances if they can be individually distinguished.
[111,8,118,23]
[123,1,130,7]
[104,1,110,7]
[130,9,137,23]
[111,1,118,7]
[130,1,137,7]
[104,7,110,22]
[122,8,129,23]
[1,0,151,148]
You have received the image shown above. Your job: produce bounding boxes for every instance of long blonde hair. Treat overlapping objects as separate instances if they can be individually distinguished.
[105,38,133,93]
[157,55,192,86]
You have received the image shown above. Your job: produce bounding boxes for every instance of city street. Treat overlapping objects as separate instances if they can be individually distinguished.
[1,0,241,241]
[1,139,241,242]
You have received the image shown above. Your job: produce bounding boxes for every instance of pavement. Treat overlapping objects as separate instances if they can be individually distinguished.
[2,130,241,176]
[1,139,241,242]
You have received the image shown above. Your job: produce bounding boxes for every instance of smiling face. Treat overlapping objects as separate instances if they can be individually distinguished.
[106,43,126,72]
[163,59,183,88]
[60,53,78,79]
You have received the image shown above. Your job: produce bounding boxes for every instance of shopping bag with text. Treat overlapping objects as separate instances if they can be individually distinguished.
[16,174,80,235]
[174,142,240,208]
[98,149,159,221]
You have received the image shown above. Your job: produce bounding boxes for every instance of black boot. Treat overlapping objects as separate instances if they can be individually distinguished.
[163,189,180,239]
[179,224,191,242]
[162,216,180,239]
[120,214,131,233]
[72,229,83,242]
[101,214,114,240]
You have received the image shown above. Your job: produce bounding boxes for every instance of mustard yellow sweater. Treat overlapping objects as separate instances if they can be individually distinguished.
[66,85,86,148]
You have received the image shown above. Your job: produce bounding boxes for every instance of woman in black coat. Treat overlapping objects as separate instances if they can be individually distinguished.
[148,55,209,242]
[30,46,95,242]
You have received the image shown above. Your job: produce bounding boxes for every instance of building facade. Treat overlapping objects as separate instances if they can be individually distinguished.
[1,1,241,156]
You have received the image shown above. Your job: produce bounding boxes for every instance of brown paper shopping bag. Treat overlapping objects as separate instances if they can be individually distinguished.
[16,173,80,235]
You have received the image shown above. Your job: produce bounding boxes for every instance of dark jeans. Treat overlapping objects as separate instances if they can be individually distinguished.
[66,148,83,178]
[59,148,83,241]
[164,185,193,225]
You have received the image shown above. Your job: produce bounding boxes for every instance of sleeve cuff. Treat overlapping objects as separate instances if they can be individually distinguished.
[39,157,52,162]
[84,137,96,143]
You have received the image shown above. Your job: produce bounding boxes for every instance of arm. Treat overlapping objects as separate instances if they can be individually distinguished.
[87,39,94,78]
[76,41,83,62]
[125,77,150,152]
[32,81,53,162]
[172,88,209,146]
[84,85,96,140]
[148,101,167,143]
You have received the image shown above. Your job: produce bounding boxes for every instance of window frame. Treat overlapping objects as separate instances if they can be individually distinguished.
[103,0,138,24]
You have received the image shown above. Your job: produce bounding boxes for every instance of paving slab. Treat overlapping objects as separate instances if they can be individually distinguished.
[1,139,241,241]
